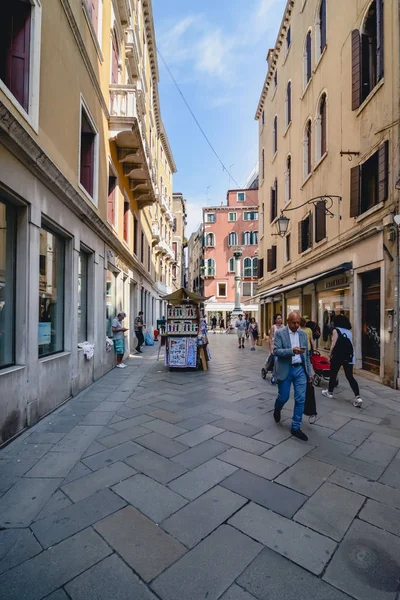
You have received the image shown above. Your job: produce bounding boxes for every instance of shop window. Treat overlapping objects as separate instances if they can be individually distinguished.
[237,192,245,202]
[244,212,258,221]
[252,257,258,277]
[316,0,327,61]
[270,179,278,222]
[228,257,235,272]
[350,141,388,217]
[285,234,291,262]
[242,282,252,297]
[133,215,138,255]
[228,212,237,222]
[304,119,312,179]
[316,93,327,161]
[315,201,326,242]
[140,231,144,263]
[107,174,116,226]
[38,227,65,358]
[285,155,292,203]
[0,199,17,368]
[80,106,98,200]
[298,213,313,253]
[106,269,116,337]
[205,232,215,247]
[244,258,252,277]
[228,232,238,246]
[267,245,277,272]
[303,31,312,89]
[273,115,278,154]
[206,213,216,223]
[257,257,264,278]
[123,200,129,242]
[286,82,292,127]
[217,283,227,297]
[78,249,89,343]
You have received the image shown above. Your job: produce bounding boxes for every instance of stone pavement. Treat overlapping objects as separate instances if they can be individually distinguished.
[1,334,400,600]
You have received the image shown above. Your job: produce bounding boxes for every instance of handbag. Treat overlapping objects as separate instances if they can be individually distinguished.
[304,381,317,423]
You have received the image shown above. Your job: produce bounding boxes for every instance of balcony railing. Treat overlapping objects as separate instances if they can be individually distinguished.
[152,222,160,243]
[110,85,137,119]
[204,268,216,277]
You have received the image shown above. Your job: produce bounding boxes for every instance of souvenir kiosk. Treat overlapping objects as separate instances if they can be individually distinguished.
[162,288,210,371]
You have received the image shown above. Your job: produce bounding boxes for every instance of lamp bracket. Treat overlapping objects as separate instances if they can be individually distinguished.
[273,195,342,237]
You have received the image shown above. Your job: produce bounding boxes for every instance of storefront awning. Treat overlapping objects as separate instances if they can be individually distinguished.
[245,286,282,304]
[254,262,352,301]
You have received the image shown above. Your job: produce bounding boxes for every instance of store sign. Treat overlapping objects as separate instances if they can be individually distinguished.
[116,257,129,275]
[317,274,348,292]
[38,322,51,345]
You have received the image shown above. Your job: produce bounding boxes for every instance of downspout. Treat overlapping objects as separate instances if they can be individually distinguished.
[394,0,400,388]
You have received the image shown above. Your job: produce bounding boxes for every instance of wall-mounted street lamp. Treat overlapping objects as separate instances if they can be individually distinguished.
[274,195,342,237]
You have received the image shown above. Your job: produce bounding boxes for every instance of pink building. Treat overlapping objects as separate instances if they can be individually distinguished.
[203,188,259,325]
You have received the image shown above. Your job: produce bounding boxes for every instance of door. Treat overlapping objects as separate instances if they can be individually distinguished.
[362,270,381,374]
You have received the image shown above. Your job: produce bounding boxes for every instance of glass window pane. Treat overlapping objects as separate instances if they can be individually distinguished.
[38,228,65,357]
[78,251,89,343]
[106,269,116,337]
[0,199,17,368]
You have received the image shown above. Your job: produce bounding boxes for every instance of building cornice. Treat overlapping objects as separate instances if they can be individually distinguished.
[255,0,295,120]
[0,102,156,289]
[160,122,177,173]
[203,206,259,212]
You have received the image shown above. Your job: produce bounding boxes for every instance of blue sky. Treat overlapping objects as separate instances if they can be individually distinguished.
[153,0,288,236]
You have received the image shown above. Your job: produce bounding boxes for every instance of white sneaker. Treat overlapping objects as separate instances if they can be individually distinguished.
[321,389,333,399]
[353,396,363,407]
[116,364,126,369]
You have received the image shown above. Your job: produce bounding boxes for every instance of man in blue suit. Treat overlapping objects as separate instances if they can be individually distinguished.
[273,311,312,441]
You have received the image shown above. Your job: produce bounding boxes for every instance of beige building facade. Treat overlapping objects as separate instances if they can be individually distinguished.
[256,0,399,387]
[187,224,204,296]
[0,0,177,444]
[172,193,187,290]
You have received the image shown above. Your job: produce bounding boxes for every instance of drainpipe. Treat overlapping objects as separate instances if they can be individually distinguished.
[394,0,400,388]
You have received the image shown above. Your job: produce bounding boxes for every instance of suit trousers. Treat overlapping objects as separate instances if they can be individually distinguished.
[275,364,307,431]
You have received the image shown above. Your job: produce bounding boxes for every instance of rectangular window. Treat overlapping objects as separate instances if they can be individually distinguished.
[257,258,264,279]
[38,227,65,357]
[285,234,291,263]
[78,250,89,343]
[133,216,138,254]
[0,1,31,112]
[237,192,245,202]
[287,26,291,50]
[217,283,227,297]
[172,242,178,260]
[267,245,277,272]
[123,200,129,242]
[80,108,96,198]
[148,244,151,273]
[228,212,237,222]
[106,269,116,337]
[242,282,252,297]
[244,212,258,221]
[108,174,116,226]
[350,141,389,217]
[315,201,326,243]
[0,198,17,368]
[140,231,144,263]
[85,0,99,34]
[206,213,216,223]
[298,214,312,253]
[270,181,278,222]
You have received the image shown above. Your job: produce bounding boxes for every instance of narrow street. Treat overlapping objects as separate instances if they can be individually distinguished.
[1,334,400,600]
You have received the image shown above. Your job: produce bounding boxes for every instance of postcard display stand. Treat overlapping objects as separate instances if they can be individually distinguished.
[165,303,209,370]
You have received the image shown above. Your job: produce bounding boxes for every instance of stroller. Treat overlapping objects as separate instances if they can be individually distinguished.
[311,351,338,387]
[261,353,276,384]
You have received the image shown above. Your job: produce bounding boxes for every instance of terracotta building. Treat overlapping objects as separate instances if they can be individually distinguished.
[256,0,399,386]
[203,188,259,324]
[0,0,177,443]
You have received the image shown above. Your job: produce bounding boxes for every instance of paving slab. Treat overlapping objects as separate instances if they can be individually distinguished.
[379,452,400,489]
[62,462,135,502]
[0,476,18,495]
[171,439,228,469]
[82,441,108,458]
[331,420,376,446]
[237,547,352,600]
[151,525,262,600]
[140,419,188,438]
[308,446,385,480]
[212,418,262,437]
[294,481,365,541]
[221,469,307,518]
[0,477,62,527]
[220,585,257,600]
[95,506,186,582]
[177,414,221,430]
[369,431,400,448]
[175,424,225,447]
[168,458,238,500]
[125,450,187,484]
[51,426,104,453]
[316,414,352,431]
[62,461,92,484]
[275,456,336,496]
[34,490,72,521]
[31,489,126,548]
[147,409,186,423]
[44,591,70,600]
[78,412,113,426]
[0,528,112,600]
[329,468,400,510]
[65,553,157,600]
[93,401,126,412]
[351,439,398,467]
[214,431,272,455]
[359,498,400,537]
[323,519,400,600]
[218,448,286,480]
[0,529,42,575]
[134,432,189,457]
[262,438,315,467]
[161,485,247,548]
[229,502,337,575]
[25,451,82,478]
[113,474,188,522]
[253,426,292,446]
[107,414,154,430]
[23,432,66,445]
[82,441,143,470]
[96,425,150,448]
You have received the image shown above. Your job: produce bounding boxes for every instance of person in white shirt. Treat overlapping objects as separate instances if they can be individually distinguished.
[235,314,247,349]
[273,311,312,441]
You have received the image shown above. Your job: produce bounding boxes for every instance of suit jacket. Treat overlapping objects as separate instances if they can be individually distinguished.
[273,326,311,382]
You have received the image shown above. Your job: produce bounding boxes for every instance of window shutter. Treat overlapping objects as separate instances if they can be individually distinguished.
[108,176,116,224]
[320,0,327,52]
[4,2,31,112]
[376,0,384,80]
[361,34,371,102]
[81,132,95,196]
[272,245,277,271]
[275,179,278,216]
[307,213,313,249]
[257,258,264,278]
[306,33,312,81]
[91,0,99,34]
[298,221,303,254]
[315,201,326,242]
[267,249,273,272]
[123,201,129,241]
[351,30,361,110]
[270,188,274,223]
[378,140,389,203]
[111,32,119,83]
[350,165,361,217]
[287,82,292,123]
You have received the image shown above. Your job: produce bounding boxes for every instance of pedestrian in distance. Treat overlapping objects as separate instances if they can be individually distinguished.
[300,317,316,353]
[219,317,225,333]
[211,315,217,334]
[134,311,145,354]
[112,312,128,368]
[248,317,259,351]
[235,314,247,349]
[273,311,312,441]
[321,314,363,407]
[269,313,283,385]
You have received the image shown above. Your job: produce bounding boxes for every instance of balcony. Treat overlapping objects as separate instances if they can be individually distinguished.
[109,85,156,209]
[125,27,140,78]
[116,0,131,24]
[155,240,168,255]
[204,268,216,278]
[152,221,160,245]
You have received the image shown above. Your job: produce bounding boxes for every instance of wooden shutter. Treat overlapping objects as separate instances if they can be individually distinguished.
[107,176,116,224]
[376,0,384,81]
[288,157,292,200]
[81,132,95,196]
[350,165,361,217]
[307,213,313,249]
[351,30,361,110]
[306,32,312,81]
[4,2,31,112]
[91,0,99,34]
[270,188,275,223]
[378,140,389,203]
[133,217,138,254]
[272,245,277,271]
[267,249,273,272]
[298,221,303,254]
[123,201,129,241]
[315,201,326,243]
[111,31,119,84]
[320,0,327,51]
[275,179,278,219]
[257,258,264,278]
[287,81,291,123]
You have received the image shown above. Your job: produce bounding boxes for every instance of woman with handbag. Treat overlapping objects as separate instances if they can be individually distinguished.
[248,318,259,351]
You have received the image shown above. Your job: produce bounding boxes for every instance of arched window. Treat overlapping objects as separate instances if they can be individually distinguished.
[252,257,258,277]
[206,258,215,276]
[315,0,327,61]
[303,120,312,179]
[261,148,265,179]
[315,93,327,161]
[286,82,292,127]
[244,258,252,277]
[303,31,312,89]
[243,231,251,245]
[273,116,278,154]
[363,0,384,93]
[228,257,235,272]
[205,232,215,247]
[252,231,258,245]
[285,155,292,203]
[228,232,238,246]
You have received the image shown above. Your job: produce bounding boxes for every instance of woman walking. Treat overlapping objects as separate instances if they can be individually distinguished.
[269,314,283,384]
[321,315,362,407]
[248,317,259,351]
[300,317,316,352]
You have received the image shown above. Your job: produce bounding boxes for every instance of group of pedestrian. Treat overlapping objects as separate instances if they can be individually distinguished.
[272,310,362,442]
[112,310,145,368]
[210,315,226,334]
[235,314,259,350]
